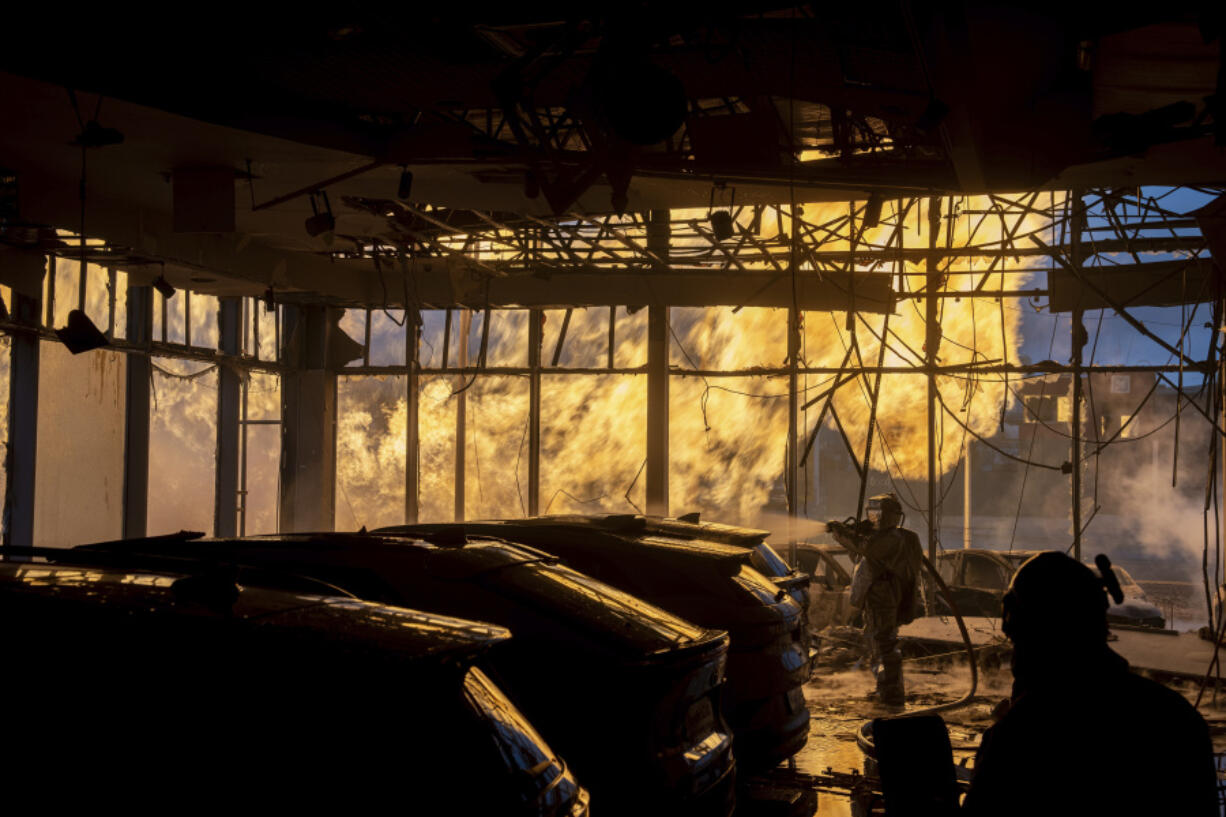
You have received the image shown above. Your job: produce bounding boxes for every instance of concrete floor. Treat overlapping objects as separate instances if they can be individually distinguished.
[796,659,1226,813]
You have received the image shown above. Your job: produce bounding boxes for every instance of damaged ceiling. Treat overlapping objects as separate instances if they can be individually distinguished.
[0,3,1221,307]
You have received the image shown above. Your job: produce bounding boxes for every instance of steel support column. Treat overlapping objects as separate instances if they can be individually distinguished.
[528,308,542,516]
[122,284,151,539]
[405,319,420,524]
[455,310,470,522]
[787,303,801,565]
[1071,191,1085,561]
[926,196,941,563]
[646,210,670,517]
[4,292,40,548]
[214,298,241,536]
[279,305,337,533]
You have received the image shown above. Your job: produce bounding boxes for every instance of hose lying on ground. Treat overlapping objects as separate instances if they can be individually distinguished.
[855,552,981,755]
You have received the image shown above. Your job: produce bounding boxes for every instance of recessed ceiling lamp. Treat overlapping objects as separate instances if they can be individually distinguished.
[305,190,336,238]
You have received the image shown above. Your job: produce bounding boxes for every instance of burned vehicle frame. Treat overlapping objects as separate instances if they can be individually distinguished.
[934,549,1167,629]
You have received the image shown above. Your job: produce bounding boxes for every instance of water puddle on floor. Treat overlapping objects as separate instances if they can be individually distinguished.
[797,655,1226,813]
[795,661,1013,814]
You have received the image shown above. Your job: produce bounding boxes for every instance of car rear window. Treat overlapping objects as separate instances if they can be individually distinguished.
[494,561,708,650]
[464,667,557,775]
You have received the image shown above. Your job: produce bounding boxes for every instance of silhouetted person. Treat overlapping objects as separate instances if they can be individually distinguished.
[962,551,1217,816]
[828,493,922,707]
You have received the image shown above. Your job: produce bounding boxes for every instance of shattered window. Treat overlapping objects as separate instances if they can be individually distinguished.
[240,372,280,535]
[147,358,217,537]
[463,375,530,519]
[669,374,789,532]
[336,375,406,531]
[541,374,646,515]
[417,375,457,522]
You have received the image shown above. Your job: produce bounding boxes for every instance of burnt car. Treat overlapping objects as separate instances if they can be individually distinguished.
[0,555,589,816]
[75,533,734,816]
[789,542,858,631]
[380,515,810,774]
[934,549,1167,628]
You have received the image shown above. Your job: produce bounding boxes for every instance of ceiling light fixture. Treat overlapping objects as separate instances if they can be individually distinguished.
[70,120,124,149]
[708,183,736,242]
[304,190,335,238]
[153,274,176,300]
[709,211,735,242]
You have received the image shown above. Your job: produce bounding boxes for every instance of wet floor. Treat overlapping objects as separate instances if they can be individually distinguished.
[794,659,1010,814]
[794,656,1226,814]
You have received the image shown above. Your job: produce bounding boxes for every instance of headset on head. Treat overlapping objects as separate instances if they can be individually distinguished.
[1001,552,1123,642]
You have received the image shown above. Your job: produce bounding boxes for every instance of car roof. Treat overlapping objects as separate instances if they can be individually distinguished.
[0,560,511,663]
[386,518,753,568]
[70,533,719,657]
[939,548,1043,561]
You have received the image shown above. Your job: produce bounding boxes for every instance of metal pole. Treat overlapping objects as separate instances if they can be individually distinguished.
[1071,190,1085,561]
[787,302,800,566]
[963,441,972,549]
[122,284,151,539]
[4,291,40,548]
[455,309,470,522]
[214,297,241,537]
[528,308,542,516]
[239,375,249,536]
[405,319,420,524]
[926,196,941,563]
[646,210,670,518]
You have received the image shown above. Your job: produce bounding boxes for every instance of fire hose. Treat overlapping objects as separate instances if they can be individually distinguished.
[854,551,981,755]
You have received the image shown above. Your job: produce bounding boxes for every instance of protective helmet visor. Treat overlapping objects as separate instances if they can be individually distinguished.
[867,500,883,525]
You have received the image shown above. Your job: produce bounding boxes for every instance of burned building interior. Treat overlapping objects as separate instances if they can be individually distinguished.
[2,3,1226,814]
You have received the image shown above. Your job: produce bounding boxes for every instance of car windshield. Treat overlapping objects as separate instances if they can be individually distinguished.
[965,556,1006,589]
[828,550,854,575]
